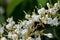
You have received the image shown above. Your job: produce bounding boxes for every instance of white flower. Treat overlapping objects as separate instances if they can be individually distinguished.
[0,27,4,34]
[15,24,22,29]
[42,17,48,24]
[14,24,21,29]
[22,20,27,25]
[8,32,18,40]
[15,29,20,34]
[41,16,46,24]
[41,14,52,24]
[47,18,52,24]
[36,35,41,40]
[12,34,18,40]
[13,24,18,28]
[7,17,13,22]
[21,29,28,35]
[54,3,60,9]
[32,14,41,22]
[21,20,28,28]
[6,23,13,29]
[49,8,56,15]
[44,33,53,38]
[6,21,15,29]
[28,20,34,28]
[1,37,7,40]
[8,32,12,38]
[22,20,33,28]
[38,8,46,15]
[52,17,59,26]
[25,14,30,19]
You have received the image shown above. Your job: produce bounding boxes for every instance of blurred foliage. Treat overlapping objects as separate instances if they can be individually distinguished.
[0,0,3,5]
[37,0,48,8]
[54,26,60,40]
[7,0,37,22]
[7,0,24,17]
[0,15,5,23]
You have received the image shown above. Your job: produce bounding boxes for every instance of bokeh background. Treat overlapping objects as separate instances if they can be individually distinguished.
[0,0,60,40]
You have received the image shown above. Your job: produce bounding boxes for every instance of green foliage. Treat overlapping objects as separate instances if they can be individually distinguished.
[37,0,48,8]
[7,0,24,17]
[54,27,60,40]
[0,15,5,23]
[7,0,37,22]
[0,0,3,5]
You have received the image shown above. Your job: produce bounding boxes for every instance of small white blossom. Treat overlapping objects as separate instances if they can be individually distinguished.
[22,20,33,28]
[25,14,30,19]
[47,18,52,24]
[22,20,27,25]
[6,23,13,29]
[15,24,22,29]
[21,29,28,35]
[8,32,12,38]
[38,8,46,15]
[1,37,7,40]
[28,20,34,28]
[32,14,41,22]
[44,33,53,38]
[15,29,20,34]
[6,20,15,29]
[36,35,41,40]
[0,27,4,34]
[52,17,59,26]
[42,16,48,24]
[49,8,57,15]
[41,15,52,24]
[7,17,13,22]
[54,3,60,9]
[12,34,18,40]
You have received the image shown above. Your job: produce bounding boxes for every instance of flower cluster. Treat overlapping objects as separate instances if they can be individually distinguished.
[0,2,60,40]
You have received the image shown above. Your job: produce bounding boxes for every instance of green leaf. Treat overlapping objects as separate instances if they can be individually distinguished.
[6,0,24,17]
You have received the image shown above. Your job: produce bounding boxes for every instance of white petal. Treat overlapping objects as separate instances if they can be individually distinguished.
[38,8,45,15]
[44,33,53,38]
[21,29,28,35]
[1,37,7,40]
[49,8,56,15]
[47,3,50,9]
[52,17,59,26]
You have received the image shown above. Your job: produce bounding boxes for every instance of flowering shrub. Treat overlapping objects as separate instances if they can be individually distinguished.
[0,2,60,40]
